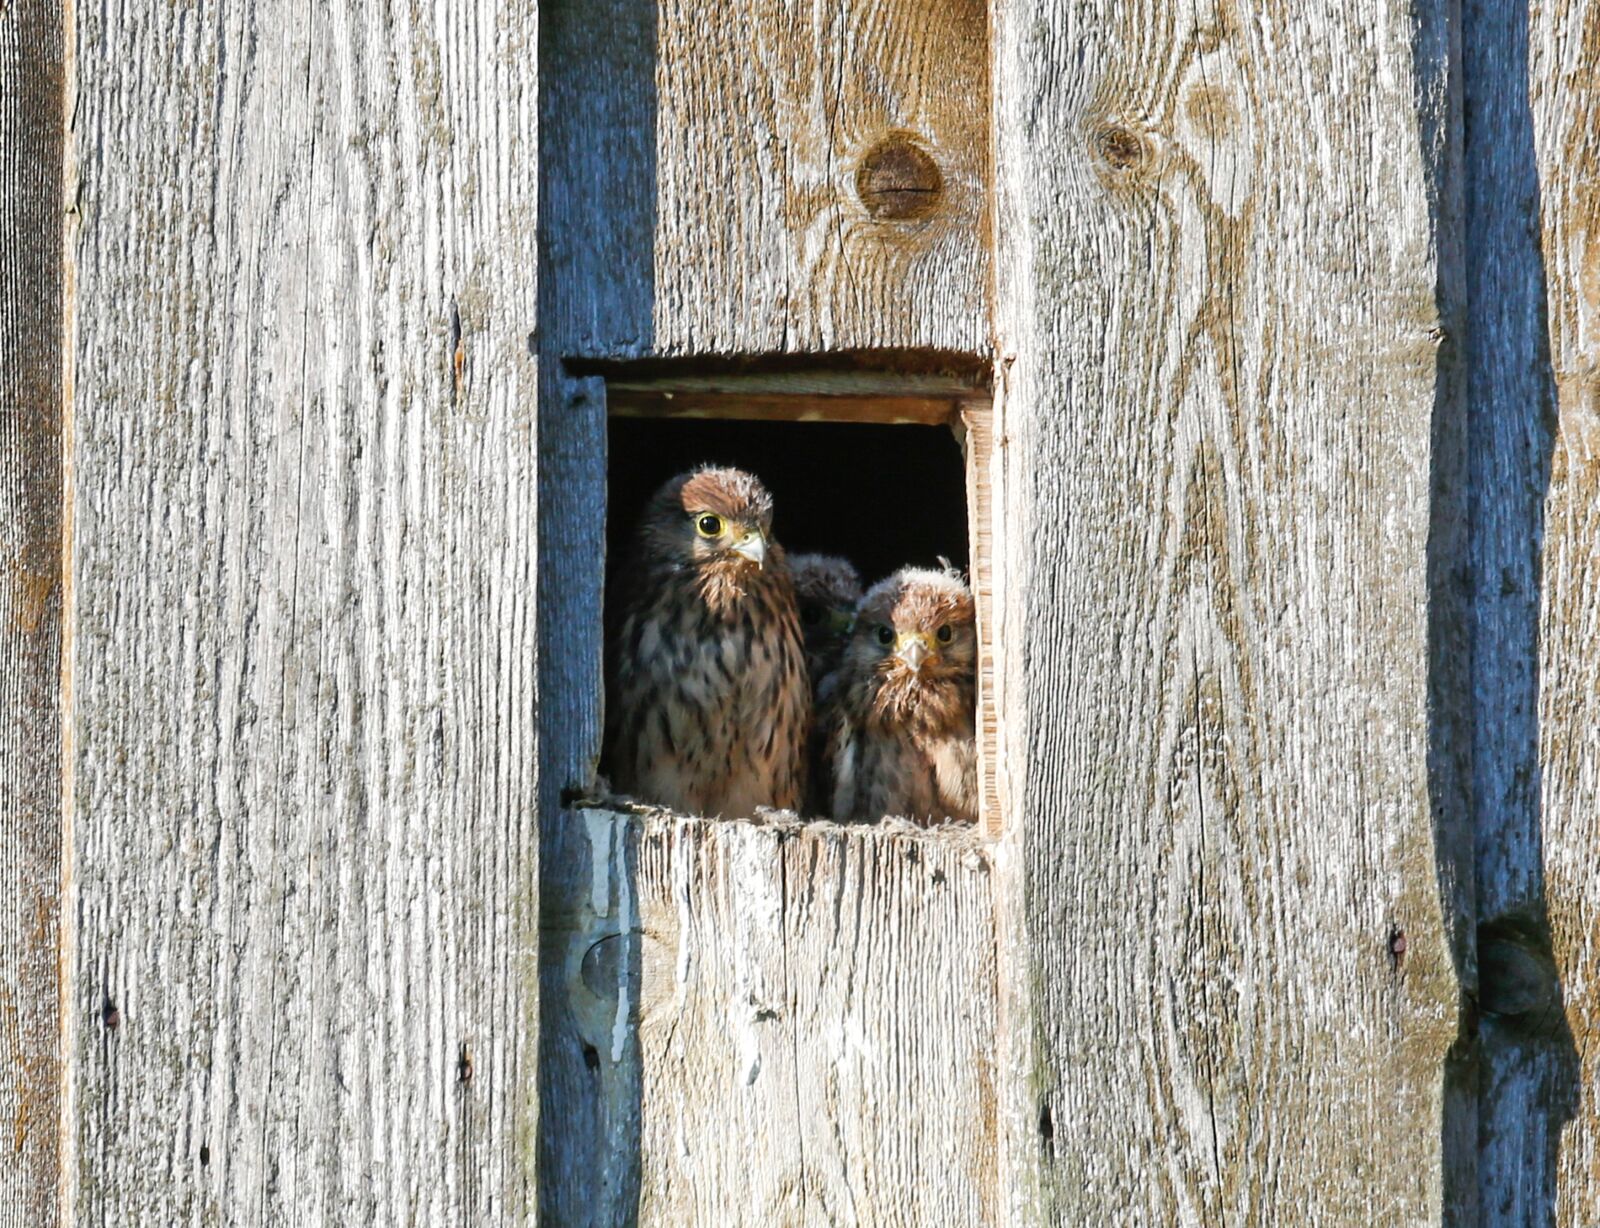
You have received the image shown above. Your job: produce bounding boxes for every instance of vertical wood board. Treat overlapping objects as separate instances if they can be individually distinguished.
[1526,2,1600,1212]
[0,1,65,1224]
[566,812,997,1227]
[652,0,990,355]
[963,403,1000,835]
[990,0,1468,1221]
[68,1,539,1222]
[1468,0,1600,1220]
[536,5,653,1218]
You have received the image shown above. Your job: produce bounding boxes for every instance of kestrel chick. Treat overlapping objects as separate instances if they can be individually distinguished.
[820,566,978,825]
[789,554,863,686]
[605,466,810,818]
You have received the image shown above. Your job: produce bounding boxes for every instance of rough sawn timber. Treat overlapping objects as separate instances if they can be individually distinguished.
[0,0,65,1223]
[565,810,997,1227]
[651,0,990,356]
[1468,0,1600,1220]
[990,0,1470,1222]
[67,1,539,1221]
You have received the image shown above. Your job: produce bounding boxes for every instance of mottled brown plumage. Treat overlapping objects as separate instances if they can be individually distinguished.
[605,467,810,817]
[819,566,977,825]
[790,553,862,686]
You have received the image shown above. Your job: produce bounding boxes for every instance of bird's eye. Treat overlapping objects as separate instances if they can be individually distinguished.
[936,624,953,644]
[800,605,822,626]
[695,513,724,538]
[876,625,894,647]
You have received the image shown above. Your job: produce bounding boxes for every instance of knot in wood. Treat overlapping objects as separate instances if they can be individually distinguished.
[1095,126,1146,172]
[855,135,943,220]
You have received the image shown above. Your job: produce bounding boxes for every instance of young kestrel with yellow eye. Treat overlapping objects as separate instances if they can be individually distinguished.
[604,466,810,818]
[819,566,978,825]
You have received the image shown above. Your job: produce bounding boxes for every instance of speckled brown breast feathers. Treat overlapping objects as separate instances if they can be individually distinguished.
[819,566,978,825]
[605,467,810,817]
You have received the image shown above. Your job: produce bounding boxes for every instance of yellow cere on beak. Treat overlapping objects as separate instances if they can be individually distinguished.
[732,529,768,569]
[894,631,938,673]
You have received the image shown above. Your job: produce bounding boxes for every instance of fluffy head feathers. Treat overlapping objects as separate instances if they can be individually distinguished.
[821,565,978,825]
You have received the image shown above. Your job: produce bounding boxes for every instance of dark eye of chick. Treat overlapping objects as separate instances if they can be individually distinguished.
[800,605,822,626]
[695,513,723,538]
[936,624,953,644]
[876,625,894,646]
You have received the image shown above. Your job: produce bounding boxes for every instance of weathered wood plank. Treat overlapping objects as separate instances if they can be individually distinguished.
[0,1,64,1223]
[962,404,999,835]
[1468,0,1600,1220]
[608,388,963,425]
[652,0,989,356]
[568,811,996,1227]
[990,0,1468,1221]
[537,2,993,1220]
[536,5,652,1218]
[68,2,539,1221]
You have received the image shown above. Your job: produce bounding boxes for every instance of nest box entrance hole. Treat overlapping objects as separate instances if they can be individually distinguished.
[592,360,999,833]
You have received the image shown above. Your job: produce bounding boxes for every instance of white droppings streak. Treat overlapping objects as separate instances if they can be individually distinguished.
[611,855,634,1065]
[583,809,612,919]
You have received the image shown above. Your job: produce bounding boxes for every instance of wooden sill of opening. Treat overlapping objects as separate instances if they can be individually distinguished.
[564,803,998,1222]
[603,368,1001,837]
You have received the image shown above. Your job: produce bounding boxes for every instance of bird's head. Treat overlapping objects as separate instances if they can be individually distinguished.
[842,565,976,728]
[790,554,862,679]
[638,466,782,593]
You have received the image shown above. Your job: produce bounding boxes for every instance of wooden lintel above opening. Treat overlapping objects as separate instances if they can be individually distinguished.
[607,387,969,426]
[602,368,991,426]
[588,356,990,427]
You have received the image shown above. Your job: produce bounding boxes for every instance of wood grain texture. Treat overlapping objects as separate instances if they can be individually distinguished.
[990,0,1469,1221]
[566,810,996,1227]
[67,1,539,1222]
[608,388,963,425]
[652,0,989,356]
[0,1,64,1223]
[537,2,992,1219]
[1468,0,1600,1220]
[962,403,999,835]
[536,4,651,1218]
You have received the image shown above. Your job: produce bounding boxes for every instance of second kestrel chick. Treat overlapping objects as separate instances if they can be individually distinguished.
[605,466,810,818]
[820,566,978,825]
[789,553,863,686]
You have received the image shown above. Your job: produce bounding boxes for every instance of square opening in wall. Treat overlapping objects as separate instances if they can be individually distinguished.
[594,363,997,834]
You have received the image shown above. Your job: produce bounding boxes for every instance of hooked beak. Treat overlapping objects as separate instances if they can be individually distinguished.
[732,531,768,570]
[894,631,937,673]
[827,608,854,637]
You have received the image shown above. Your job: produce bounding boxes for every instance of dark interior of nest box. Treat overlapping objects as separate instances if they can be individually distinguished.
[604,372,985,594]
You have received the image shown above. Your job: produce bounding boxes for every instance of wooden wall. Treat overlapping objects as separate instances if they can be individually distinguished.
[989,0,1472,1220]
[0,1,64,1223]
[3,0,1600,1222]
[60,0,541,1221]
